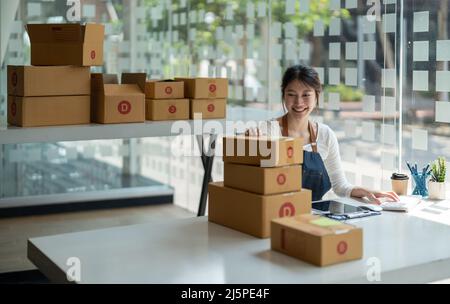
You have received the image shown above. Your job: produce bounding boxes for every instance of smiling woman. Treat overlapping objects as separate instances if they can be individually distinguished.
[249,65,399,204]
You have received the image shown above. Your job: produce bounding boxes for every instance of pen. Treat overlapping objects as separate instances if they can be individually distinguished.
[422,164,429,175]
[406,162,413,174]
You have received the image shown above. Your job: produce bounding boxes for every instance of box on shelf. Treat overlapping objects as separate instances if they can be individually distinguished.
[26,23,104,66]
[208,182,312,238]
[7,95,90,127]
[224,163,301,195]
[271,214,363,267]
[146,81,184,99]
[190,98,226,119]
[175,77,228,99]
[122,74,185,99]
[91,73,145,124]
[222,136,303,167]
[7,65,90,97]
[146,99,189,121]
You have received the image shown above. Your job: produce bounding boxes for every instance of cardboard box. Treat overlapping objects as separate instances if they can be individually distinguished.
[271,214,363,267]
[8,95,90,127]
[175,77,228,99]
[7,65,90,97]
[224,163,301,195]
[146,81,184,99]
[122,73,184,99]
[146,99,189,121]
[208,182,312,238]
[91,73,145,124]
[190,99,226,119]
[222,136,303,167]
[27,23,104,66]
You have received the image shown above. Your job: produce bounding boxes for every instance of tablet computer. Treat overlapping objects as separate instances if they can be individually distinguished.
[312,200,381,220]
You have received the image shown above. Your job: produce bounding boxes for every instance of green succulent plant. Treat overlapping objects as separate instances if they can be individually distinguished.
[431,157,446,183]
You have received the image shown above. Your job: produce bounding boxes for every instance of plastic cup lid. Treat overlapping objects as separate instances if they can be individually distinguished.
[391,173,409,180]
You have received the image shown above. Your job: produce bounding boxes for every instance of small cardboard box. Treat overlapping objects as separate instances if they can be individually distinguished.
[26,23,104,66]
[8,95,90,127]
[175,77,228,99]
[146,99,189,121]
[208,182,312,238]
[190,99,226,119]
[7,65,90,97]
[146,81,184,99]
[224,163,301,195]
[271,214,363,267]
[91,73,145,124]
[222,136,303,167]
[122,73,185,100]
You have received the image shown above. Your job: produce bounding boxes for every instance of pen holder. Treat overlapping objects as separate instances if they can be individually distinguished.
[412,172,429,198]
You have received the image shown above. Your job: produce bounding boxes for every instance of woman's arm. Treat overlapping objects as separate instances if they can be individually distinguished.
[322,127,355,197]
[323,127,399,204]
[350,187,399,205]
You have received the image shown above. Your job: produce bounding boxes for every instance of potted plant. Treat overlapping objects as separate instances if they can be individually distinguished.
[428,157,447,200]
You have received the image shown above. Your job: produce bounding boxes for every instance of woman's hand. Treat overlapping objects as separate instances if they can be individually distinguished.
[351,187,400,205]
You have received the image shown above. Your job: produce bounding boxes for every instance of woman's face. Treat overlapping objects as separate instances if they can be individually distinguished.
[283,79,317,118]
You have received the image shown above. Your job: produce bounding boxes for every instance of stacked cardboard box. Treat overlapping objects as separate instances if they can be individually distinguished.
[7,23,104,127]
[175,78,227,119]
[7,66,91,127]
[208,135,312,238]
[122,73,189,121]
[271,214,363,266]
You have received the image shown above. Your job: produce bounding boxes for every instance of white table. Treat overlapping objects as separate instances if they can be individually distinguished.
[27,197,450,284]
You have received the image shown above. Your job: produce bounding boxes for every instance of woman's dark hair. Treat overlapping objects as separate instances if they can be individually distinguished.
[281,65,322,100]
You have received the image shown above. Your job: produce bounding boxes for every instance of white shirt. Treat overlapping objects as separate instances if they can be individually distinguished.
[265,119,355,198]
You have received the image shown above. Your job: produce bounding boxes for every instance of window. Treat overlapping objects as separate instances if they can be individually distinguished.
[1,1,449,213]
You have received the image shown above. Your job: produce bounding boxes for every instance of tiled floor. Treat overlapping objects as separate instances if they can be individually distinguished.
[0,203,194,273]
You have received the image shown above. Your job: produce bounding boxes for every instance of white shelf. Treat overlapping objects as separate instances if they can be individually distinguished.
[0,119,226,145]
[0,107,279,145]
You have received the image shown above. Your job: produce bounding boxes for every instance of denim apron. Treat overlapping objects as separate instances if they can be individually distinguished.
[281,115,332,201]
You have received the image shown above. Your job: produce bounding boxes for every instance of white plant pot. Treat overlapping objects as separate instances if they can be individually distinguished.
[428,181,446,200]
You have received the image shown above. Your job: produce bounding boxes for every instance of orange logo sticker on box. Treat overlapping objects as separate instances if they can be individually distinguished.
[277,173,286,185]
[11,72,18,87]
[209,83,217,93]
[287,146,294,158]
[165,86,173,95]
[11,101,17,117]
[168,105,177,114]
[207,103,215,112]
[118,101,132,115]
[337,241,348,255]
[279,202,295,217]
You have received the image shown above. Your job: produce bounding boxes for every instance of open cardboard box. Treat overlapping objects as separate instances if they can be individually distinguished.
[91,73,145,124]
[122,74,184,99]
[26,23,104,66]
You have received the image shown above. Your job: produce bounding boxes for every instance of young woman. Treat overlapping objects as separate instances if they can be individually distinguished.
[248,64,399,204]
